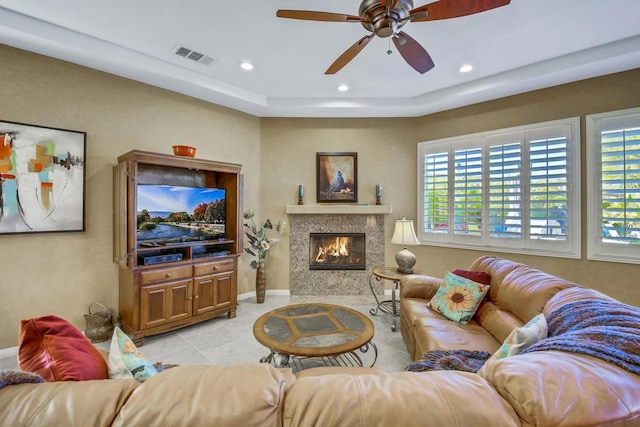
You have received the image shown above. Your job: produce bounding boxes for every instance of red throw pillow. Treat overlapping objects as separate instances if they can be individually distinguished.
[18,315,109,382]
[452,269,491,286]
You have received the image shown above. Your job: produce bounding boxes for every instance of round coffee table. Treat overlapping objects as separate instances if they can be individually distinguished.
[253,303,377,372]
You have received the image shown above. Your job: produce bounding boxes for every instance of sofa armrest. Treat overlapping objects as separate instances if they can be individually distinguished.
[400,275,442,300]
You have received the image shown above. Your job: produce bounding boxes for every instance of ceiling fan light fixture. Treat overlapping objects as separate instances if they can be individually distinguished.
[338,84,350,92]
[239,61,255,71]
[460,64,473,73]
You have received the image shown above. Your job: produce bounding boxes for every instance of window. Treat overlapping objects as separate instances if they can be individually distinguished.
[587,107,640,264]
[418,118,580,258]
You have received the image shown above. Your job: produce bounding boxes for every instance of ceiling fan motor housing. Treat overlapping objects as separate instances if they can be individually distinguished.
[359,0,413,38]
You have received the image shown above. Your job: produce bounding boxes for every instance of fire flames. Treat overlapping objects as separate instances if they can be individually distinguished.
[314,237,359,264]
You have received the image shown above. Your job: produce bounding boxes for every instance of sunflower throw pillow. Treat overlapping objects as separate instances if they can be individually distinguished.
[427,271,490,323]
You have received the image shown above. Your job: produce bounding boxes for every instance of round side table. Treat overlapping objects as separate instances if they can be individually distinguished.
[369,266,423,331]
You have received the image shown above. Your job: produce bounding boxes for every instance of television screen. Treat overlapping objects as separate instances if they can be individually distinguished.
[136,184,225,242]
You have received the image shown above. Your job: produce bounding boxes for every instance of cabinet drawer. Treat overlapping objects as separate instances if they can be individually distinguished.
[140,265,192,285]
[193,260,235,276]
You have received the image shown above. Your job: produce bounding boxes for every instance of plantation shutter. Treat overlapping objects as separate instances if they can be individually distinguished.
[453,147,483,238]
[488,135,523,246]
[528,125,574,252]
[600,126,640,243]
[423,151,449,235]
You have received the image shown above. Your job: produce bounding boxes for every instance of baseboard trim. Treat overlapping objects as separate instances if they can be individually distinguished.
[237,289,290,300]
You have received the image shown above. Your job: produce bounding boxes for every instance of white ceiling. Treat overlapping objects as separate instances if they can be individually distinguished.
[1,0,640,118]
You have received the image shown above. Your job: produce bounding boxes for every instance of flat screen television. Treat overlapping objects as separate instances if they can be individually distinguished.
[136,184,226,243]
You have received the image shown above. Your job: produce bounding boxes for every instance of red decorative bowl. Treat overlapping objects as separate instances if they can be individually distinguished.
[172,145,197,157]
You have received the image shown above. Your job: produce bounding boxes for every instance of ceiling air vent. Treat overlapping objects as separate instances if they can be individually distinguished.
[172,45,216,66]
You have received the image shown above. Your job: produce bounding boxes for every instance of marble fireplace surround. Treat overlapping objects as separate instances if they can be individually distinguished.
[286,205,392,304]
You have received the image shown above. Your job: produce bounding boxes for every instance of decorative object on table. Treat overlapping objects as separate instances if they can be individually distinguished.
[243,209,286,303]
[0,120,86,235]
[375,184,382,205]
[297,184,304,205]
[172,145,197,157]
[83,302,116,343]
[391,216,420,274]
[316,152,357,203]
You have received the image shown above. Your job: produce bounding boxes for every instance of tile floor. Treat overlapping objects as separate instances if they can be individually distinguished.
[1,295,412,373]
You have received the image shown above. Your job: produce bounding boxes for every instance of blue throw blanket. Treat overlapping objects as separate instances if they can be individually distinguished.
[522,299,640,375]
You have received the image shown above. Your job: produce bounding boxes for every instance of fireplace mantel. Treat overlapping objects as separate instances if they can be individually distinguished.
[286,204,392,215]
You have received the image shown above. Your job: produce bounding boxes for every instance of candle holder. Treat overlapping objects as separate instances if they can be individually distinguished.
[375,185,382,205]
[297,184,304,205]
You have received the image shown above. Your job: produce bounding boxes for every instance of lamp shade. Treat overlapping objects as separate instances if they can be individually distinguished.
[391,217,420,246]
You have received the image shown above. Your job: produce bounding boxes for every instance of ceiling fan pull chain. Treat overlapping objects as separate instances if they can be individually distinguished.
[387,35,393,55]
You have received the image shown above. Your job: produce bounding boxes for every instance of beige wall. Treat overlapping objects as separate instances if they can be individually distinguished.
[0,46,261,348]
[1,44,638,348]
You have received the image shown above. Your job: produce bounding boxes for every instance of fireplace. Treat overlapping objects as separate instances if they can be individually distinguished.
[309,233,365,270]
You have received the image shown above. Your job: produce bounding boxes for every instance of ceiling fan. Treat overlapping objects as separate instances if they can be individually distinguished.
[276,0,511,74]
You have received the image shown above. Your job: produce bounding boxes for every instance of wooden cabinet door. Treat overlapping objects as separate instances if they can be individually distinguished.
[193,271,235,314]
[193,275,216,315]
[141,279,192,329]
[214,272,235,309]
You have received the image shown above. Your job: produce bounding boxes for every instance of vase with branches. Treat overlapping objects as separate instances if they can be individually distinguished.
[243,209,285,303]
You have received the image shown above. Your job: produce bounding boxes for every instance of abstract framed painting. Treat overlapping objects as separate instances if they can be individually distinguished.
[0,120,86,234]
[316,152,358,203]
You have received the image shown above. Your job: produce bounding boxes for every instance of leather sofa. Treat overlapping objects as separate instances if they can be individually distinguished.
[1,256,639,426]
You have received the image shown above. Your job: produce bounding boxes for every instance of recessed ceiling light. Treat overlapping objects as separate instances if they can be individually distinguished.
[460,64,473,73]
[338,84,349,92]
[239,61,254,71]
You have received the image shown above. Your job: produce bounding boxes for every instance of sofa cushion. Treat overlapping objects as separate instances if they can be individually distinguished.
[283,371,520,427]
[108,327,158,382]
[401,298,500,359]
[489,313,547,361]
[0,378,139,427]
[18,315,109,382]
[113,364,290,427]
[480,351,640,427]
[427,271,490,323]
[475,300,525,343]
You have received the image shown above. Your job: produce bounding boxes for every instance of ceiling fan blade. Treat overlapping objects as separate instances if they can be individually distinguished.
[392,31,434,74]
[325,34,374,75]
[276,10,363,23]
[410,0,510,22]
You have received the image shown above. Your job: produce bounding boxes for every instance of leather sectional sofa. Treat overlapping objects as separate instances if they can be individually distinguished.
[1,256,639,426]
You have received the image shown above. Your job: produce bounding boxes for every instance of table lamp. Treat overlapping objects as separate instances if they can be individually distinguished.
[391,216,420,274]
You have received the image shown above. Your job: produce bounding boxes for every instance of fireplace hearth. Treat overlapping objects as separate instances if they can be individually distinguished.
[309,233,365,270]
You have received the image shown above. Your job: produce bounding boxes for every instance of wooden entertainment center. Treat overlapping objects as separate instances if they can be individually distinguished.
[113,150,243,345]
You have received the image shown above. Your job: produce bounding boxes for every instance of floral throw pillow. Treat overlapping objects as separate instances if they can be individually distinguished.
[108,327,158,382]
[489,313,548,361]
[427,271,490,323]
